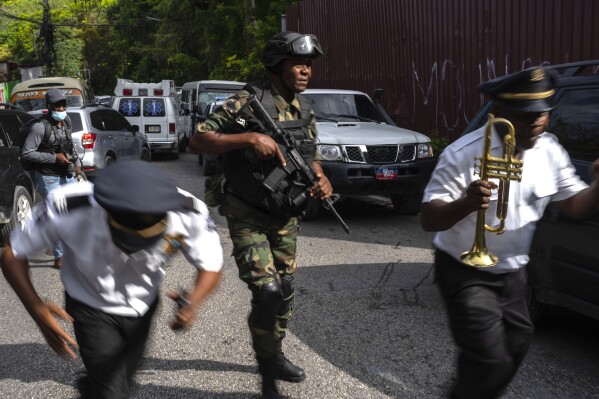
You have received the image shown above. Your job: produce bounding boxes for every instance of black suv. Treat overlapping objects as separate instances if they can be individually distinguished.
[0,104,35,243]
[464,60,599,321]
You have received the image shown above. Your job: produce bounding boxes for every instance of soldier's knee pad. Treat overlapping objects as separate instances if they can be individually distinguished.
[254,280,283,314]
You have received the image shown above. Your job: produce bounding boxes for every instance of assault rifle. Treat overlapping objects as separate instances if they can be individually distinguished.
[238,94,351,234]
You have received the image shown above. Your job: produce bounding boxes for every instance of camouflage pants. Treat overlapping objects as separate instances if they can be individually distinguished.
[225,214,298,359]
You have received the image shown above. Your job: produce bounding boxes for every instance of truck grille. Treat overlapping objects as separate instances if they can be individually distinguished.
[343,145,416,163]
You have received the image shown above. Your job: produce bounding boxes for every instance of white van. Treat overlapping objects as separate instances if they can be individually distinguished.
[113,79,185,157]
[180,80,245,138]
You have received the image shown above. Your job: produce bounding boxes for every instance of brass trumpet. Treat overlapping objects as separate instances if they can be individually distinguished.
[460,113,523,267]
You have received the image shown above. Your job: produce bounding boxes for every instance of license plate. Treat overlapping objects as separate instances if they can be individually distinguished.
[375,166,398,180]
[146,125,161,133]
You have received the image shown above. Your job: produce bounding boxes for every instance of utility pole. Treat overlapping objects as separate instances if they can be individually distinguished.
[244,0,256,53]
[40,0,54,76]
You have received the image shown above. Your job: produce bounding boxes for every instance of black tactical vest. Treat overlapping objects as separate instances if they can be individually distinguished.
[37,115,75,177]
[223,83,316,218]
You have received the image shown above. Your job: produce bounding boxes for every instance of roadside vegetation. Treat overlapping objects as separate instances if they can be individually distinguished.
[0,0,296,93]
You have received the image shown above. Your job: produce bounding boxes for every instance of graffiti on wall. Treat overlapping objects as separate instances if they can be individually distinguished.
[411,57,553,133]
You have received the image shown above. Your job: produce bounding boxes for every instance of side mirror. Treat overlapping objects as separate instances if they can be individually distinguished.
[372,89,384,103]
[184,108,190,116]
[131,124,140,133]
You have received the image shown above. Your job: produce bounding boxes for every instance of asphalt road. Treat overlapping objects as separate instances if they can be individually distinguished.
[1,151,599,399]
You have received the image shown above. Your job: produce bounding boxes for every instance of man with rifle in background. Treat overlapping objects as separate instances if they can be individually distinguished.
[190,31,334,399]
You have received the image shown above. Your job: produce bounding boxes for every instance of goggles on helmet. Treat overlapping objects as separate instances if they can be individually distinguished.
[288,34,323,57]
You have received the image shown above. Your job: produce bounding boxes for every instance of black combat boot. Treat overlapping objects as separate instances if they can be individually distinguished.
[257,357,284,399]
[274,342,306,383]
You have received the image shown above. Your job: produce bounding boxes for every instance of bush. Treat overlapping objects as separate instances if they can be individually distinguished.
[429,129,450,156]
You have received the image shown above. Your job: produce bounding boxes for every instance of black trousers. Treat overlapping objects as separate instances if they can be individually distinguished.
[434,250,534,399]
[65,293,158,399]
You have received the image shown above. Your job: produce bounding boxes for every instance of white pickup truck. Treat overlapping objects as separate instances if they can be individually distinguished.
[302,89,435,217]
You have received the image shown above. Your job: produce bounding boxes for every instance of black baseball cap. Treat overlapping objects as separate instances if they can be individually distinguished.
[45,88,67,105]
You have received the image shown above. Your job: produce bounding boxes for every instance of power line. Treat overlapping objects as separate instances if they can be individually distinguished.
[0,8,167,28]
[0,9,43,25]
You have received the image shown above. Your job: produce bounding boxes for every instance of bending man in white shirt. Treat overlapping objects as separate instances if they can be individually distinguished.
[1,160,224,399]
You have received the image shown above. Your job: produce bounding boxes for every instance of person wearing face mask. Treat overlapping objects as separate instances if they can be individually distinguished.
[421,67,599,398]
[190,32,333,399]
[21,88,81,269]
[0,160,224,399]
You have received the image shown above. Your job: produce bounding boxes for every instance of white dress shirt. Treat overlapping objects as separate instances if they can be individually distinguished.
[423,125,587,274]
[11,182,224,316]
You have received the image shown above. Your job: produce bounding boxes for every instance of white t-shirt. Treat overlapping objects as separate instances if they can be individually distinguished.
[10,182,224,316]
[423,124,587,274]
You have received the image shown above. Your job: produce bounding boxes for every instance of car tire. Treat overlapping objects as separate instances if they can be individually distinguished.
[141,147,152,162]
[203,155,217,176]
[0,186,32,244]
[391,193,422,215]
[178,136,187,153]
[302,197,321,220]
[105,155,116,168]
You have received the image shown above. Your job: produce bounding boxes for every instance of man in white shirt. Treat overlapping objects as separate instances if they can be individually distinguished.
[421,67,599,399]
[1,160,224,399]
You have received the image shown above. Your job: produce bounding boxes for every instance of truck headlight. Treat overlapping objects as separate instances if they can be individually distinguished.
[317,145,343,161]
[417,143,433,158]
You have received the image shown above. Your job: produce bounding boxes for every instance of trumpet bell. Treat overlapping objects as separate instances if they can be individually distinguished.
[460,246,498,267]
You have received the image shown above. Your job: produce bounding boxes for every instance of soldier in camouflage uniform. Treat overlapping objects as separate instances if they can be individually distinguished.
[190,32,332,399]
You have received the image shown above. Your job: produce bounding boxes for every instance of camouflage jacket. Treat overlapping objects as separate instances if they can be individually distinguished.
[196,84,319,219]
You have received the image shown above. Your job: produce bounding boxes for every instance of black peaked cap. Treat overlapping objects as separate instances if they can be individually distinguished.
[94,160,181,214]
[477,67,556,112]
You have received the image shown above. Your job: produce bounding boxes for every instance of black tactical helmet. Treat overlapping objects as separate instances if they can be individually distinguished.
[262,31,323,68]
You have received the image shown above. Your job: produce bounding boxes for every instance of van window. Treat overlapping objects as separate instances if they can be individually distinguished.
[143,98,166,117]
[191,89,198,109]
[118,98,141,117]
[197,91,237,114]
[549,87,599,162]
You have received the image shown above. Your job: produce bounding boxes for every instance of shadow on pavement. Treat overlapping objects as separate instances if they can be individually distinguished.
[132,384,259,399]
[139,357,255,374]
[290,261,452,398]
[0,343,259,399]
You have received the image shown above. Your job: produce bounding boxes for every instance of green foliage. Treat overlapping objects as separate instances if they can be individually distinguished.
[53,26,84,77]
[428,129,450,156]
[0,0,298,93]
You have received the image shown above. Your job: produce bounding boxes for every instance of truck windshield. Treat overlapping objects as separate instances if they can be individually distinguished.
[12,90,84,111]
[303,93,386,123]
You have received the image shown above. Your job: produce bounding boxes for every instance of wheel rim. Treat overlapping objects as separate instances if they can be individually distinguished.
[16,195,31,230]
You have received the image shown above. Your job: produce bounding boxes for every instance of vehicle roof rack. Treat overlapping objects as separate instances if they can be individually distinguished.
[80,103,111,109]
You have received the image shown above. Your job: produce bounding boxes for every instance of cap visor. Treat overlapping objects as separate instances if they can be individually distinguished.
[497,98,553,113]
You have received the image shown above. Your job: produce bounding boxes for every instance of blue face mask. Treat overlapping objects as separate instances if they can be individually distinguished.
[51,110,67,121]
